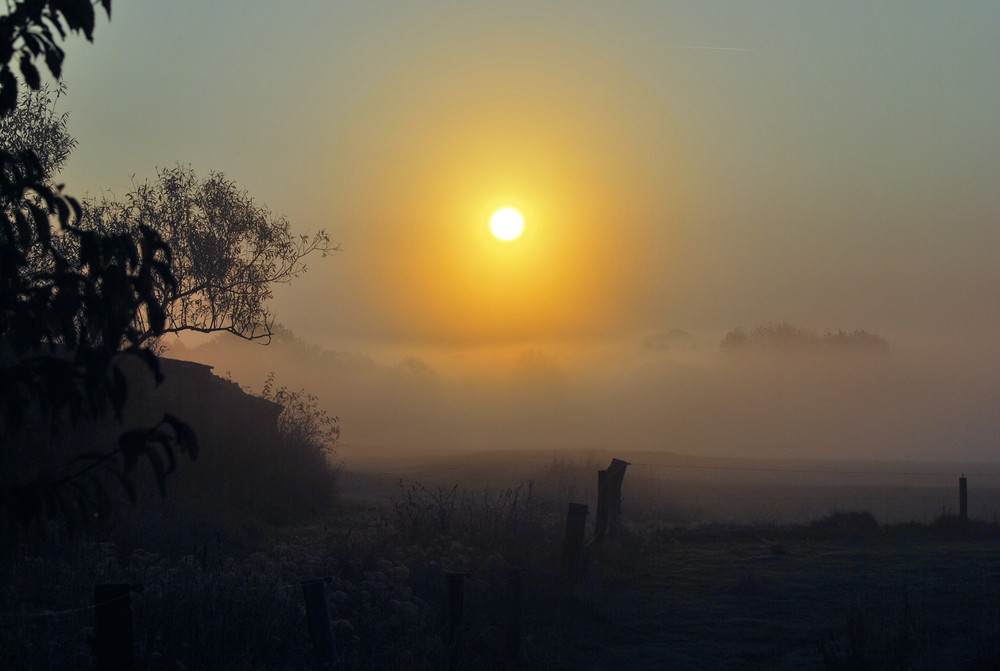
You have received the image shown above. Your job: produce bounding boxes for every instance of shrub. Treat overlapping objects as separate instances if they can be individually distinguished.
[154,371,341,526]
[260,372,340,459]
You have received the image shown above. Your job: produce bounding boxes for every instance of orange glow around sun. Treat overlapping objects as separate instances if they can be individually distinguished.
[329,39,688,346]
[360,164,662,344]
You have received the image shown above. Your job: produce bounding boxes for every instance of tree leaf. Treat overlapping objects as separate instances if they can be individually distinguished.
[19,54,40,90]
[164,413,199,460]
[146,448,167,496]
[118,430,145,472]
[43,43,64,79]
[0,68,17,116]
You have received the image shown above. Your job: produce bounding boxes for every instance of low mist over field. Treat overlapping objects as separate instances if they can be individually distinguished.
[168,322,1000,463]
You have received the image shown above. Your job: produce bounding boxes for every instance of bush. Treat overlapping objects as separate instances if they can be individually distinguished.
[153,371,341,525]
[257,373,342,514]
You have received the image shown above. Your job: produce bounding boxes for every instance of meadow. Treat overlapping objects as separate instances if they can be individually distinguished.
[4,448,1000,670]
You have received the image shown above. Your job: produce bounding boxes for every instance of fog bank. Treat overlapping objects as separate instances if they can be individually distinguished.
[169,325,1000,463]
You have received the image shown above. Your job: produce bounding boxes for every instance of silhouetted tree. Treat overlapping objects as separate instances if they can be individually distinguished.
[0,0,197,543]
[4,2,336,347]
[81,165,337,345]
[2,86,335,347]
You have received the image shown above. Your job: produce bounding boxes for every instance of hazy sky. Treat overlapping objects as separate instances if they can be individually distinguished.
[54,2,1000,460]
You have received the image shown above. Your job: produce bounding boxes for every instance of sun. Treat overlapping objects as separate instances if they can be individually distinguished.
[490,208,524,240]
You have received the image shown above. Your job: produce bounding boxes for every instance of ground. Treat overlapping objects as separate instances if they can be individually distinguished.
[532,535,1000,670]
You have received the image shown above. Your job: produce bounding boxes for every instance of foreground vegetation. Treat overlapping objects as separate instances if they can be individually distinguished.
[5,470,1000,670]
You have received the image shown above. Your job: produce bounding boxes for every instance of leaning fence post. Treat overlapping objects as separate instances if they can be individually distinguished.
[960,475,968,521]
[594,469,610,542]
[606,459,628,539]
[301,578,335,669]
[447,572,466,671]
[561,503,589,581]
[93,584,138,671]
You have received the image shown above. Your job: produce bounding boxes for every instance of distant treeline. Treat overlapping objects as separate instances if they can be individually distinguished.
[720,322,888,352]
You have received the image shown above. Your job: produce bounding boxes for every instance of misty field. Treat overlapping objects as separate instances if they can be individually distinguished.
[5,449,1000,670]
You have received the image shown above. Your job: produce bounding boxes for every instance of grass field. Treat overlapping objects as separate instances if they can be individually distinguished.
[533,534,1000,670]
[5,449,1000,669]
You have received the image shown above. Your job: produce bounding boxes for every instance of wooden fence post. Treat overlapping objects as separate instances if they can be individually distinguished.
[606,459,628,539]
[93,584,137,671]
[447,572,466,671]
[594,469,610,542]
[561,503,589,581]
[960,475,968,521]
[301,578,335,669]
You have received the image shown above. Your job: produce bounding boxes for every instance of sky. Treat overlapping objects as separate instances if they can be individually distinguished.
[53,1,1000,461]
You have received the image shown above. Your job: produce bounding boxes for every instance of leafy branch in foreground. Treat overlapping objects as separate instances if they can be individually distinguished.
[2,415,197,534]
[0,0,111,116]
[0,147,198,541]
[2,44,336,350]
[1,0,199,543]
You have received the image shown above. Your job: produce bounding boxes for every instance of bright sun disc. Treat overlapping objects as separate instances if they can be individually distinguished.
[490,208,524,240]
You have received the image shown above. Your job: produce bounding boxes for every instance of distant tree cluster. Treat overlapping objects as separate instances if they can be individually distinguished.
[720,322,888,352]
